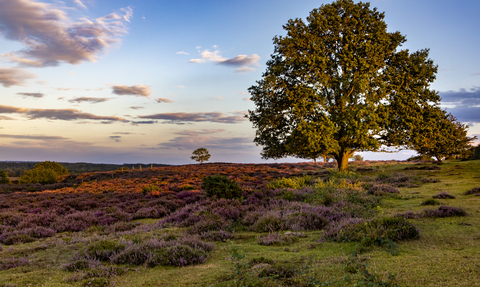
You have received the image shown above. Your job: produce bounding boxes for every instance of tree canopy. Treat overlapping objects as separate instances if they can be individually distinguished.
[410,109,477,163]
[191,148,211,164]
[19,161,68,184]
[248,0,442,170]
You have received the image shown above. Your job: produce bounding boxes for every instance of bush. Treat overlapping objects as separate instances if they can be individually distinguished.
[0,171,11,184]
[85,240,126,261]
[465,187,480,195]
[18,161,68,184]
[267,175,313,189]
[201,175,243,199]
[433,191,455,199]
[0,257,29,271]
[421,199,441,206]
[422,206,467,218]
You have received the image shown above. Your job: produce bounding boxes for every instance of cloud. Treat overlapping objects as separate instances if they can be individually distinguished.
[68,97,110,103]
[72,0,87,9]
[447,106,480,123]
[0,67,37,87]
[158,135,253,150]
[0,134,68,140]
[189,48,260,72]
[210,97,223,101]
[440,88,480,123]
[177,85,186,89]
[0,0,132,67]
[112,85,152,97]
[440,87,480,106]
[137,111,247,124]
[176,51,189,55]
[471,73,480,76]
[0,104,125,122]
[174,129,225,136]
[17,92,44,98]
[129,106,144,110]
[220,54,261,67]
[110,135,121,142]
[130,120,157,125]
[242,97,252,101]
[156,98,174,103]
[112,132,133,135]
[0,116,15,120]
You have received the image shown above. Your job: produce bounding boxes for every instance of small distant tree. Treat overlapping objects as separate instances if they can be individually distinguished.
[352,154,364,162]
[34,161,68,175]
[191,148,211,164]
[0,170,11,184]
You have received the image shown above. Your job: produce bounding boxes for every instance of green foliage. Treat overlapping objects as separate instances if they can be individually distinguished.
[421,199,441,206]
[191,147,211,164]
[18,161,68,184]
[248,0,440,171]
[85,240,126,261]
[352,154,364,162]
[34,161,68,175]
[267,175,312,189]
[201,174,242,199]
[18,168,58,184]
[471,145,480,160]
[410,110,477,163]
[141,184,160,195]
[0,171,11,184]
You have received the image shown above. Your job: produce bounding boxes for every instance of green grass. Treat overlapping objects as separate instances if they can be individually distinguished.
[1,160,479,286]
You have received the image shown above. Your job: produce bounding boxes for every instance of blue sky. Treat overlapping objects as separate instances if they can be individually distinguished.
[0,0,479,164]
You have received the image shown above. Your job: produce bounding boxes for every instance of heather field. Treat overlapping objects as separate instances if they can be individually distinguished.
[0,160,479,287]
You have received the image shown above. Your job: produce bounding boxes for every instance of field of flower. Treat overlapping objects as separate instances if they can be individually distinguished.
[0,160,479,286]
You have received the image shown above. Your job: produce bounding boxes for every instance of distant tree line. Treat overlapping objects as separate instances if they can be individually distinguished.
[0,162,170,177]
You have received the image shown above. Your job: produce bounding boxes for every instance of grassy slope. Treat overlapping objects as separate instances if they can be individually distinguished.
[0,160,479,287]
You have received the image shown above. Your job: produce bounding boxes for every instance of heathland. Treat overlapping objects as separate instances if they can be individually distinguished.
[0,160,479,286]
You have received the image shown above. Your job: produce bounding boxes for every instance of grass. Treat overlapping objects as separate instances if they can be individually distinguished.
[1,160,479,286]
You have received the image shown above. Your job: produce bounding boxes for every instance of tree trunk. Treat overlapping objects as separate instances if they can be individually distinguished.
[336,151,352,171]
[313,158,317,164]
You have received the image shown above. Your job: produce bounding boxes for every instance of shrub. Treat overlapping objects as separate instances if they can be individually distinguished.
[433,191,455,199]
[267,175,313,190]
[352,154,364,162]
[199,230,234,241]
[465,187,480,195]
[323,217,420,252]
[0,257,29,271]
[0,171,11,184]
[421,199,441,206]
[141,184,160,195]
[367,184,400,196]
[201,175,243,199]
[0,233,35,245]
[422,206,467,218]
[18,161,68,184]
[85,240,126,261]
[61,259,101,272]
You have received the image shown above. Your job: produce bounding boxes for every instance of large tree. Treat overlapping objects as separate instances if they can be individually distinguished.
[410,108,477,163]
[248,0,440,170]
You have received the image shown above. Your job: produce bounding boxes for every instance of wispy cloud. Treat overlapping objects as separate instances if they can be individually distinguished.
[174,129,225,136]
[112,85,152,97]
[0,116,15,120]
[0,104,126,122]
[17,92,44,98]
[0,67,37,87]
[110,135,121,142]
[137,111,247,124]
[0,0,132,67]
[242,97,252,101]
[0,134,68,140]
[130,120,157,125]
[189,48,260,72]
[72,0,87,9]
[129,106,144,110]
[158,135,253,150]
[156,98,174,103]
[210,96,223,101]
[68,97,110,104]
[176,51,189,55]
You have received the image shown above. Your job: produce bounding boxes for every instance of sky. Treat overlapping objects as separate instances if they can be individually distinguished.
[0,0,479,165]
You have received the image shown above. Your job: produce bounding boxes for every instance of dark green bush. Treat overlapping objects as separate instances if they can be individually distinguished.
[421,199,441,206]
[0,171,11,184]
[201,174,243,199]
